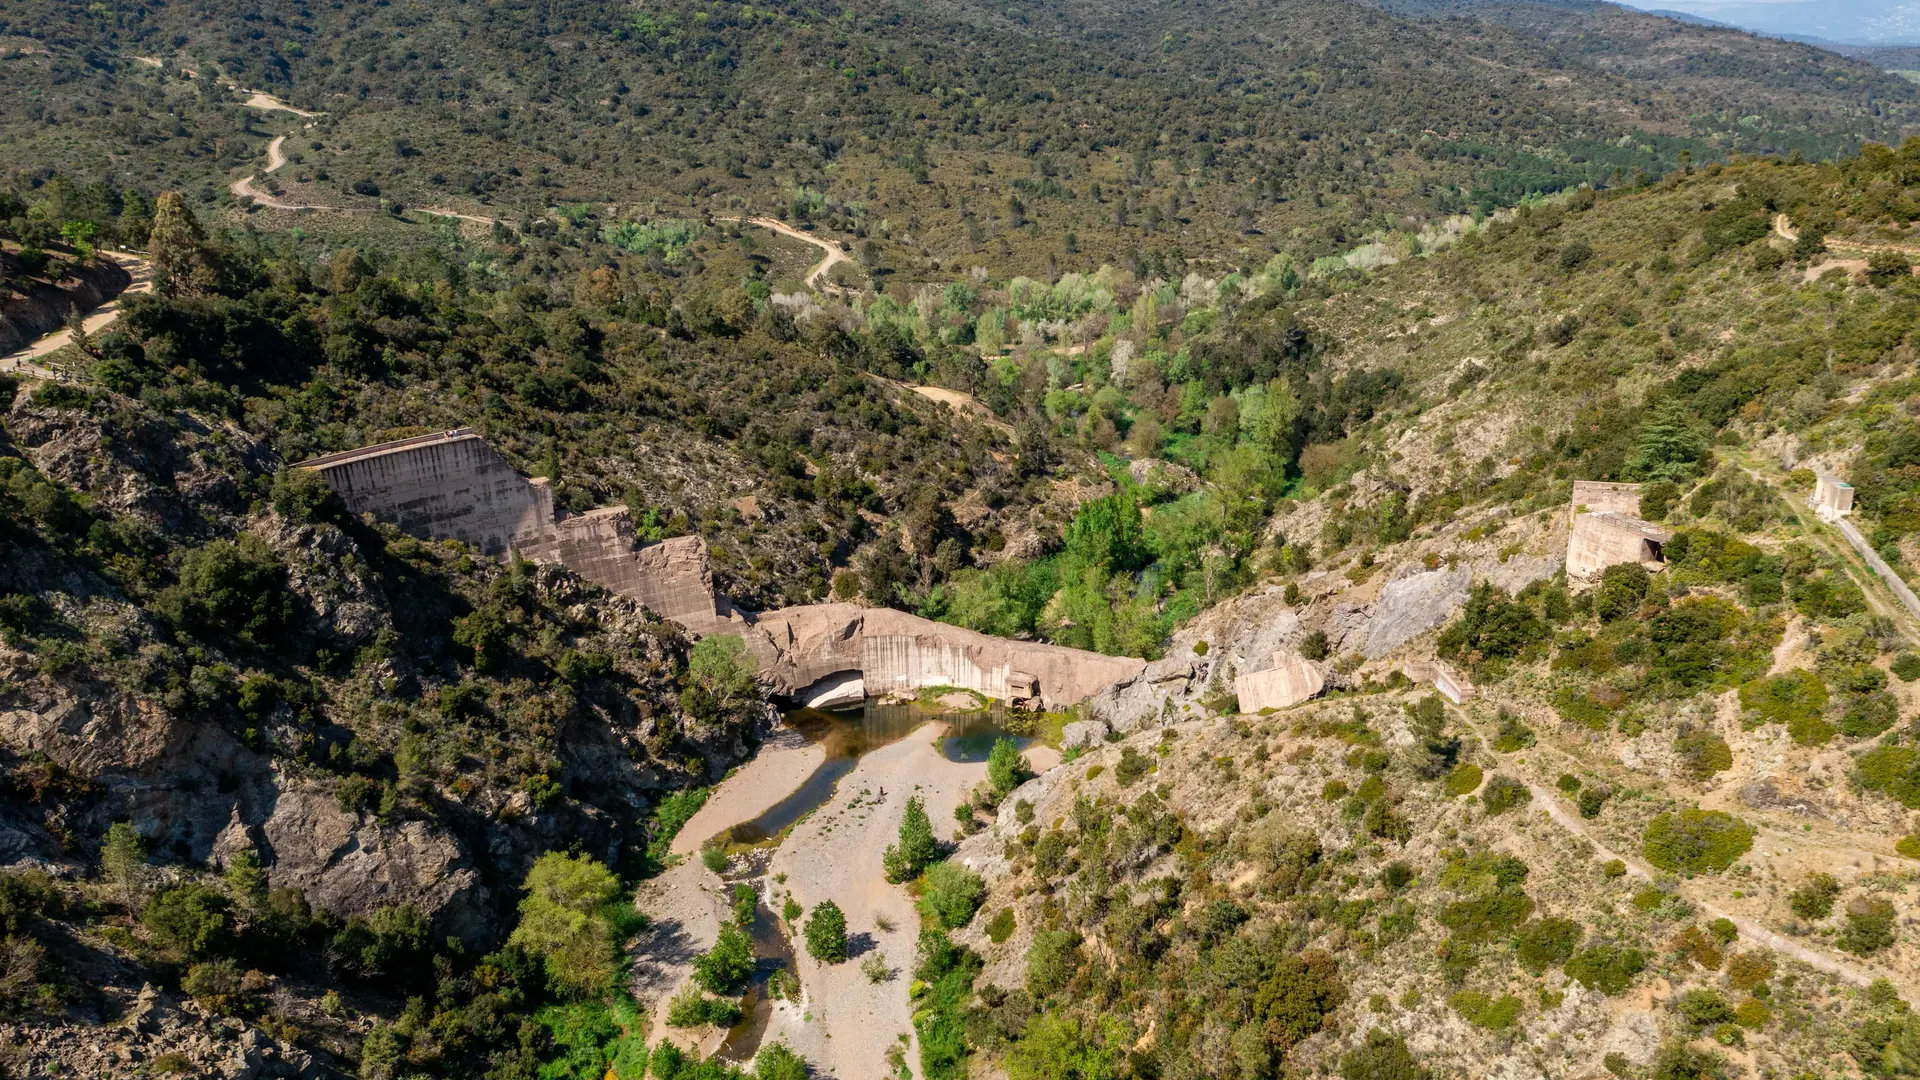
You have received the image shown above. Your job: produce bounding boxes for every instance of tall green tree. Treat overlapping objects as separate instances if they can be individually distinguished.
[883,796,939,883]
[509,852,626,999]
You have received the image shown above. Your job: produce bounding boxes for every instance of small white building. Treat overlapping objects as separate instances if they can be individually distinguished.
[1813,473,1854,522]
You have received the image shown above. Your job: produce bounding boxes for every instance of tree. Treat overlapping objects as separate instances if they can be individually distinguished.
[509,852,625,999]
[148,191,212,297]
[987,737,1031,800]
[1626,400,1709,483]
[100,822,147,906]
[142,884,231,960]
[694,923,756,993]
[754,1043,809,1080]
[883,796,939,883]
[804,899,847,963]
[680,634,761,725]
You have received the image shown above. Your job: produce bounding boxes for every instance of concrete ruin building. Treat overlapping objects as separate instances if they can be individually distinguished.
[1566,481,1670,578]
[1813,472,1854,521]
[300,429,1143,711]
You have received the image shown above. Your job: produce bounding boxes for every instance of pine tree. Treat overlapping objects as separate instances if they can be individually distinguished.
[883,796,939,883]
[101,822,147,906]
[148,192,211,298]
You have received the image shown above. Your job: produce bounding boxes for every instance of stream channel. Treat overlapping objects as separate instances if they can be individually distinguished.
[709,699,1031,1061]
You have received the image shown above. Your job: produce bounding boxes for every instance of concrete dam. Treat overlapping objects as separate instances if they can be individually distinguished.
[300,430,1144,710]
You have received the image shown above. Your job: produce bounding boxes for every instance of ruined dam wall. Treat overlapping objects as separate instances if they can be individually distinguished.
[748,604,1145,710]
[300,429,555,558]
[304,430,1142,709]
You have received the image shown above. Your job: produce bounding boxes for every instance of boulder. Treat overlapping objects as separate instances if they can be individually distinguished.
[1061,720,1109,750]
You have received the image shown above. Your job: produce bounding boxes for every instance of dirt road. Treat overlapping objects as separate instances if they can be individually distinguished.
[0,250,153,379]
[722,216,852,292]
[1456,708,1909,997]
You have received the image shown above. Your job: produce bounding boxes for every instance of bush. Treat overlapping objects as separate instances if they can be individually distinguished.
[1450,990,1523,1030]
[1840,691,1899,738]
[1649,1041,1726,1080]
[1566,944,1646,994]
[665,987,741,1028]
[1492,711,1535,752]
[753,1043,808,1080]
[1857,745,1920,807]
[142,884,231,960]
[693,924,756,994]
[1437,582,1547,667]
[1738,671,1827,741]
[1479,775,1531,816]
[804,900,847,963]
[1674,729,1733,780]
[181,958,249,1014]
[1842,898,1897,955]
[1577,785,1612,819]
[1024,928,1081,997]
[1642,809,1754,874]
[919,862,985,929]
[1299,630,1330,661]
[984,908,1015,944]
[1513,916,1584,974]
[1339,1030,1427,1080]
[1443,763,1483,796]
[1594,564,1651,622]
[1892,652,1920,681]
[1677,988,1735,1031]
[1114,745,1152,786]
[1787,873,1840,920]
[151,536,296,644]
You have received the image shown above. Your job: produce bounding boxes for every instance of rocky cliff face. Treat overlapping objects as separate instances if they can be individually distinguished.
[0,385,769,948]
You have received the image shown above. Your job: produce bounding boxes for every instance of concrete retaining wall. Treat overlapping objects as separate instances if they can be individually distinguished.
[1568,512,1669,578]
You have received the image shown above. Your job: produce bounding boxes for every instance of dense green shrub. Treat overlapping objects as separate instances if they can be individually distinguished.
[1892,653,1920,681]
[693,924,755,994]
[142,884,231,961]
[920,862,985,929]
[1842,898,1898,955]
[1443,763,1483,797]
[1449,990,1523,1030]
[804,900,848,964]
[1479,775,1531,815]
[1674,729,1733,780]
[1594,564,1650,622]
[1642,809,1754,874]
[1856,745,1920,807]
[151,536,296,645]
[1566,944,1646,994]
[984,908,1015,944]
[1513,917,1584,974]
[1437,583,1548,668]
[1339,1030,1427,1080]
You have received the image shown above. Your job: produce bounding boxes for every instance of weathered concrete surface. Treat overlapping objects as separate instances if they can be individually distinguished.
[793,671,866,711]
[1569,480,1642,518]
[745,604,1145,710]
[1232,650,1325,712]
[1568,512,1669,578]
[1814,472,1855,520]
[301,429,557,558]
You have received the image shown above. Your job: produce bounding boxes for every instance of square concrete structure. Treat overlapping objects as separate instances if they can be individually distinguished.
[1569,480,1644,518]
[1813,473,1854,521]
[1568,511,1671,578]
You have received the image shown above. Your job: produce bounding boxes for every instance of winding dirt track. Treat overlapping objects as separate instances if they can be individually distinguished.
[1775,212,1920,260]
[720,215,851,292]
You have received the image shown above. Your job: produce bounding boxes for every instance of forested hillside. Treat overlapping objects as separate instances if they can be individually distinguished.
[3,0,1918,279]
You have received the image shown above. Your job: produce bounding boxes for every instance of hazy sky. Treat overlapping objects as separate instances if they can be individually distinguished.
[1613,0,1920,44]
